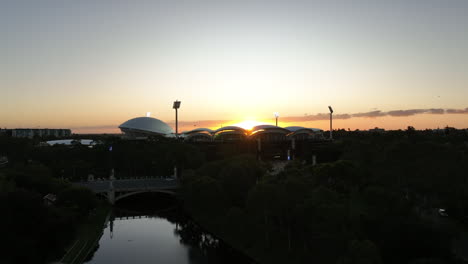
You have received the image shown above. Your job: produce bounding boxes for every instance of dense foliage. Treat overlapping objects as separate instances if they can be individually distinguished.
[0,137,100,264]
[1,130,467,264]
[0,136,206,181]
[0,164,98,264]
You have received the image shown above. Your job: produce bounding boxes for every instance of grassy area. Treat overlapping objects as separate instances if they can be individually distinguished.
[60,203,111,264]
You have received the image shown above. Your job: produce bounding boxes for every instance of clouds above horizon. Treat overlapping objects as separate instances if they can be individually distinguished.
[280,107,468,122]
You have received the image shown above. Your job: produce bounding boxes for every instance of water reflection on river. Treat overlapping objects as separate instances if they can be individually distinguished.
[85,194,253,264]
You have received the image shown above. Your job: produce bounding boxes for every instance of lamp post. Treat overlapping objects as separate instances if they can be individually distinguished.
[328,106,333,140]
[173,100,181,138]
[274,112,279,127]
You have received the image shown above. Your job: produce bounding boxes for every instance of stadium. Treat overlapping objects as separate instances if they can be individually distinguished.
[119,116,324,141]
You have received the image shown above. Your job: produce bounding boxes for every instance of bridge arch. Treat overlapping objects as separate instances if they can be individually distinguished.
[115,189,178,203]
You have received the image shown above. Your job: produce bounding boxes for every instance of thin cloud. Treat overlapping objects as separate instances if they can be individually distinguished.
[386,109,426,117]
[428,108,445,114]
[446,108,468,114]
[283,107,468,122]
[334,114,353,120]
[352,111,386,118]
[349,108,456,118]
[281,113,351,122]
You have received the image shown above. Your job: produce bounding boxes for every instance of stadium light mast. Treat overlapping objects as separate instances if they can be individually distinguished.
[173,100,181,138]
[328,106,333,140]
[274,112,279,127]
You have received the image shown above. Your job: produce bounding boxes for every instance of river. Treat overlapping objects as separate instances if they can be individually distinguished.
[84,193,255,264]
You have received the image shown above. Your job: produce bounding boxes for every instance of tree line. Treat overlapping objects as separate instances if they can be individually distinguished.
[1,129,467,264]
[181,131,468,264]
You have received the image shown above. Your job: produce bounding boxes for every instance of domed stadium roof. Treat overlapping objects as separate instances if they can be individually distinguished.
[183,128,214,141]
[284,126,306,132]
[119,117,174,136]
[284,126,322,132]
[251,125,291,132]
[214,126,248,134]
[184,128,214,134]
[251,125,278,131]
[250,125,290,136]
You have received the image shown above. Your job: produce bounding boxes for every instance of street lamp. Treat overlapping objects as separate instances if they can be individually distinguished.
[173,100,181,138]
[274,112,279,127]
[328,106,333,140]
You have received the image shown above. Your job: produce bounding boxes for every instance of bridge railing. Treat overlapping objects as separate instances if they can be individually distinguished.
[82,175,175,182]
[74,178,179,193]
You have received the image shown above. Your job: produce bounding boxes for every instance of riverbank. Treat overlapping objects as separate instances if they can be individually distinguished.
[59,203,111,264]
[82,197,257,264]
[184,209,261,264]
[115,196,259,263]
[185,209,264,264]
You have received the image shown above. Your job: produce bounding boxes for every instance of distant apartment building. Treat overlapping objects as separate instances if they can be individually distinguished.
[369,127,385,133]
[2,128,72,138]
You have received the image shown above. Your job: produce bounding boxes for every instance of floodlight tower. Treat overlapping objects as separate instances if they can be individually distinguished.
[328,106,333,140]
[274,112,279,127]
[173,100,181,138]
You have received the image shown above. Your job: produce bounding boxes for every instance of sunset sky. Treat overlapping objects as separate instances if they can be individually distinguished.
[1,0,467,133]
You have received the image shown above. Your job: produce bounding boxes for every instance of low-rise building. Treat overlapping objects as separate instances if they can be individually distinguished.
[7,128,72,138]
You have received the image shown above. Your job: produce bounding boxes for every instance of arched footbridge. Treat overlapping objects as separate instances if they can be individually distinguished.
[75,178,179,205]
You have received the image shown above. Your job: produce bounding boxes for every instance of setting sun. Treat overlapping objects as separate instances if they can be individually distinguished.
[231,120,267,130]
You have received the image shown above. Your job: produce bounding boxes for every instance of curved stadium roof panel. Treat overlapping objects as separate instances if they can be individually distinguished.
[284,126,306,132]
[284,126,322,132]
[119,117,174,136]
[250,125,291,136]
[184,128,214,134]
[251,125,278,131]
[251,125,290,131]
[214,126,248,134]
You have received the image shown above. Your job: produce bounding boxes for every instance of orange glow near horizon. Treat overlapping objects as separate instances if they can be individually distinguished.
[15,113,467,135]
[230,120,268,130]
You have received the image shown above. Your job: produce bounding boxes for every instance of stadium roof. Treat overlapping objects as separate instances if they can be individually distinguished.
[119,117,174,136]
[184,128,214,134]
[284,126,323,132]
[214,126,248,134]
[250,125,291,136]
